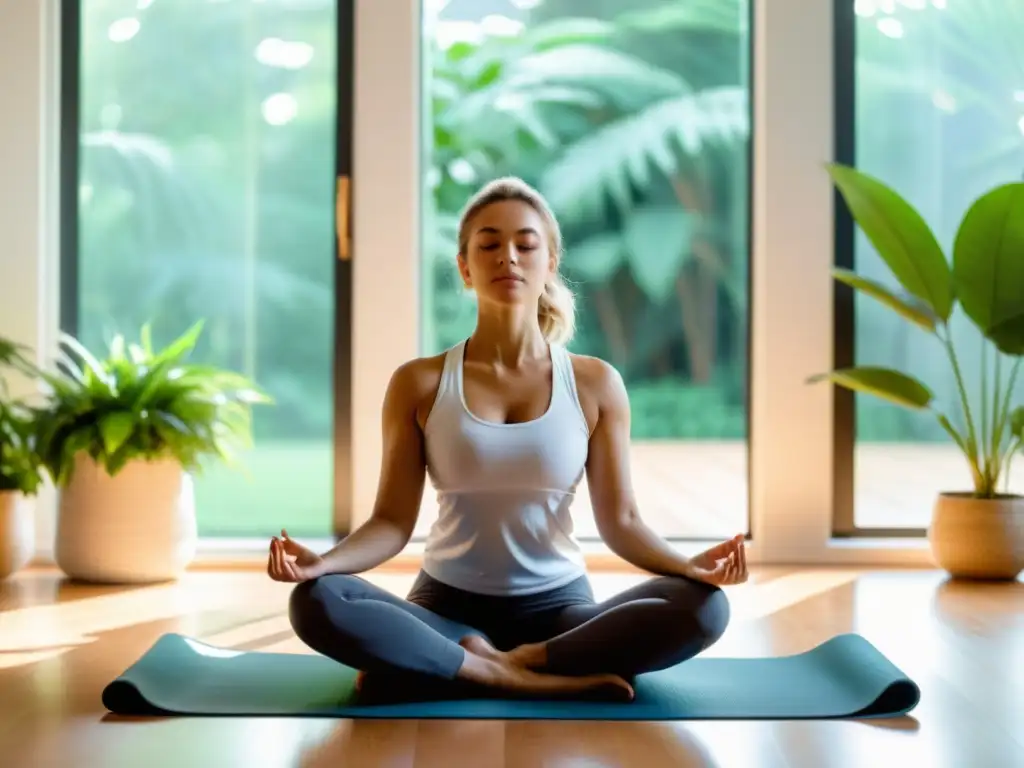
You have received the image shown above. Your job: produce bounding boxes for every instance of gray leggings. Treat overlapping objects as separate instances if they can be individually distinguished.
[288,569,730,683]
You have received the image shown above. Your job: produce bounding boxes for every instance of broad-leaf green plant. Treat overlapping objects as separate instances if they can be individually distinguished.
[33,321,272,486]
[0,338,46,496]
[809,164,1024,498]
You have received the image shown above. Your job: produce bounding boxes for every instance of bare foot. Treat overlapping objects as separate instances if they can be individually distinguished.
[456,649,634,702]
[459,635,508,665]
[505,641,547,670]
[459,635,547,669]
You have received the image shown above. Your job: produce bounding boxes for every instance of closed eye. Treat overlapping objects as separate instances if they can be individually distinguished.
[479,243,538,251]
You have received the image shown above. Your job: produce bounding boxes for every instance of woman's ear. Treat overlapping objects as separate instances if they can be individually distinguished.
[457,252,472,288]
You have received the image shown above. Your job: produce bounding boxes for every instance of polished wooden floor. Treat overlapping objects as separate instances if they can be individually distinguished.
[1,564,1022,767]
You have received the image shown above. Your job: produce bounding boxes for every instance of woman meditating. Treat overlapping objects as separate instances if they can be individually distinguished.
[267,177,747,702]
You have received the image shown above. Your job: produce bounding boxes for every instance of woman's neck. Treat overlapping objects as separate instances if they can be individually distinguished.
[468,308,547,368]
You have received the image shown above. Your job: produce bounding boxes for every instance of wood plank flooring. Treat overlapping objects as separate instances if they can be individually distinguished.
[1,565,1022,767]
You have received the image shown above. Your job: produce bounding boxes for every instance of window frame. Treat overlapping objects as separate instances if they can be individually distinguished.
[352,0,758,547]
[831,0,930,540]
[748,0,929,564]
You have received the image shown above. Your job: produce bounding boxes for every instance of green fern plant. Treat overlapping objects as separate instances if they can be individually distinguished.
[809,163,1024,498]
[0,338,46,496]
[32,321,272,486]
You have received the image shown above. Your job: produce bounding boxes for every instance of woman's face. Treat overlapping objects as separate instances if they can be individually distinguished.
[458,200,556,308]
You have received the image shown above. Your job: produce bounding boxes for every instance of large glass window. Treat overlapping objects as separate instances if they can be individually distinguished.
[842,0,1024,531]
[418,0,752,541]
[74,0,339,537]
[50,0,901,559]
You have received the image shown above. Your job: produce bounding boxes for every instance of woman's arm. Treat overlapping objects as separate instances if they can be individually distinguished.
[581,359,697,577]
[312,360,433,576]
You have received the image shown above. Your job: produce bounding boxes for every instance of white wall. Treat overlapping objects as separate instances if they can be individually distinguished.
[0,0,61,562]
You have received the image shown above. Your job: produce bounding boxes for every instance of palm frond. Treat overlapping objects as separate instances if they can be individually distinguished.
[617,0,747,36]
[540,87,748,221]
[505,43,687,107]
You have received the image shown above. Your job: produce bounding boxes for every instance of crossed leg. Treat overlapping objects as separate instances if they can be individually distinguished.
[465,575,731,680]
[288,573,476,679]
[288,574,634,700]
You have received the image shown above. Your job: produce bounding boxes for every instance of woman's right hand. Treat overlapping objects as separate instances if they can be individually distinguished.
[267,529,325,583]
[684,534,748,587]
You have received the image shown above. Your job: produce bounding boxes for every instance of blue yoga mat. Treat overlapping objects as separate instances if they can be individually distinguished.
[101,632,920,720]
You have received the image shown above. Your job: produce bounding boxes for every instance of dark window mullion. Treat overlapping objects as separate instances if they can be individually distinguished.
[59,0,82,340]
[333,0,355,540]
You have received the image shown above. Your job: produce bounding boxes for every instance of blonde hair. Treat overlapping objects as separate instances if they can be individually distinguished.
[457,176,576,345]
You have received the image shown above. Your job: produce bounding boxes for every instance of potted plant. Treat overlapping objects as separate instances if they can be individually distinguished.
[810,164,1024,580]
[0,338,46,580]
[33,321,271,584]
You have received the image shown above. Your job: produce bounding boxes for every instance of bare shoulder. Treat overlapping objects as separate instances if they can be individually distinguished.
[389,353,446,393]
[568,353,629,429]
[569,353,625,397]
[386,353,447,427]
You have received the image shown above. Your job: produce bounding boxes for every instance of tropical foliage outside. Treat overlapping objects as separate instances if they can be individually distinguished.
[69,0,1024,535]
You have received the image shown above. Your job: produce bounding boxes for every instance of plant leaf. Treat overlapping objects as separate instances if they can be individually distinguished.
[59,332,114,394]
[806,366,934,409]
[154,320,204,365]
[508,44,686,103]
[564,232,623,281]
[31,322,269,484]
[832,267,937,333]
[826,163,954,321]
[952,182,1024,337]
[140,323,153,355]
[986,313,1024,356]
[520,17,617,49]
[59,427,94,485]
[619,0,744,35]
[540,88,747,222]
[109,334,126,362]
[99,411,136,456]
[623,205,693,303]
[936,412,969,454]
[1011,406,1024,439]
[0,337,37,376]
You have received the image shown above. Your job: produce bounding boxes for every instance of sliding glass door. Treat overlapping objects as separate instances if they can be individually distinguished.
[831,0,1024,537]
[64,0,753,545]
[349,0,754,543]
[63,0,352,540]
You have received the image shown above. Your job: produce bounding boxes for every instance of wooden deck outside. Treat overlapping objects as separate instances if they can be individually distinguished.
[412,441,1024,540]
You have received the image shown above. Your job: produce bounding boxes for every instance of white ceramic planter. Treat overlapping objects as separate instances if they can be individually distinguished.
[928,492,1024,581]
[55,454,198,584]
[0,490,34,580]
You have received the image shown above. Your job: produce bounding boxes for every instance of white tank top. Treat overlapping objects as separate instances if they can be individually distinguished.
[420,339,590,596]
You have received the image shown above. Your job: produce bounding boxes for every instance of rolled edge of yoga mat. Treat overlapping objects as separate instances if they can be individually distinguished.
[101,632,922,720]
[101,633,197,716]
[821,633,922,718]
[102,679,171,716]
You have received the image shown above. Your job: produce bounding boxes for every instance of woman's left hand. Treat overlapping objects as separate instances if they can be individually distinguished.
[685,534,748,586]
[267,529,325,583]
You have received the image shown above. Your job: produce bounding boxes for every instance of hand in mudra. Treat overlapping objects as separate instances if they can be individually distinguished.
[686,534,748,586]
[267,529,324,583]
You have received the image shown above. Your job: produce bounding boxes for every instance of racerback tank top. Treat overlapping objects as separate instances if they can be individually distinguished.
[420,339,591,596]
